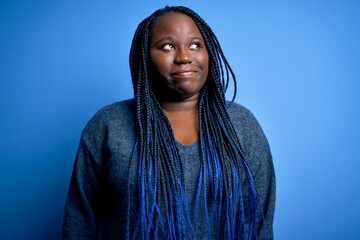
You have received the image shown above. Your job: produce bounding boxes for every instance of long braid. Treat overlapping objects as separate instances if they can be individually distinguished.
[127,6,263,240]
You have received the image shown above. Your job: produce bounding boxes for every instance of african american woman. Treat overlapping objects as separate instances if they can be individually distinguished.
[62,6,276,240]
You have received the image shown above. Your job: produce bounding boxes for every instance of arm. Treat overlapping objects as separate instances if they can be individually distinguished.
[253,138,275,240]
[228,103,276,239]
[61,119,107,239]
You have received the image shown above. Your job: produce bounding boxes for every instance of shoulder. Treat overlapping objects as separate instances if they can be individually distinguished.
[89,98,136,124]
[227,101,272,169]
[82,98,136,139]
[226,102,263,136]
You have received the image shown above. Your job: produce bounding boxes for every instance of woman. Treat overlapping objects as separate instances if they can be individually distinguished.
[62,6,275,240]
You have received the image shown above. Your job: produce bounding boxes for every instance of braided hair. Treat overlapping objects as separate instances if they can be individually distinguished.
[127,6,262,239]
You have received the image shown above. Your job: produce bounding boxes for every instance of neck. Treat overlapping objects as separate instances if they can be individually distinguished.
[160,97,199,146]
[160,95,199,113]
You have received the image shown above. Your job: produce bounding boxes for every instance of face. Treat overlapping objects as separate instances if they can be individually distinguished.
[149,13,209,102]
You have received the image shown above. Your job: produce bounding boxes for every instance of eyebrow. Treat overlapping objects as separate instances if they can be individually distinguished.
[152,36,204,45]
[153,36,173,45]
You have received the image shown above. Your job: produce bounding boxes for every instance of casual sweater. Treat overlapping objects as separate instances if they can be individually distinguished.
[61,98,276,239]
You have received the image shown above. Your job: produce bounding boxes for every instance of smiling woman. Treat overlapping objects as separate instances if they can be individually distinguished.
[61,6,275,240]
[149,13,209,103]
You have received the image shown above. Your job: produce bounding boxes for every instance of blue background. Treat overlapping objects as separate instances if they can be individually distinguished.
[1,0,359,239]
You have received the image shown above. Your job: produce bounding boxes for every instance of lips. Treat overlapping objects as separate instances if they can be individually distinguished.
[170,69,198,77]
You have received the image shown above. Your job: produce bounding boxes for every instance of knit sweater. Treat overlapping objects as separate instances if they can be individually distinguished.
[61,98,275,239]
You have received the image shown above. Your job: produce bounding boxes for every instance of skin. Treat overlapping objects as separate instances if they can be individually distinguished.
[149,13,209,145]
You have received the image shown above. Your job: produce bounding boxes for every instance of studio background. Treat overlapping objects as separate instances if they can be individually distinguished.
[1,0,359,239]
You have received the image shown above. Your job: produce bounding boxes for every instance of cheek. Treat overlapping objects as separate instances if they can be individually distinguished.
[150,52,171,75]
[200,54,209,77]
[199,50,209,67]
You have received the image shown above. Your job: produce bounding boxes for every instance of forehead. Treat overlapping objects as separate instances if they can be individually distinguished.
[151,13,202,37]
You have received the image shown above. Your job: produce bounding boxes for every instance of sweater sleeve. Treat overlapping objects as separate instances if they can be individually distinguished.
[251,133,275,240]
[61,114,108,240]
[228,103,276,240]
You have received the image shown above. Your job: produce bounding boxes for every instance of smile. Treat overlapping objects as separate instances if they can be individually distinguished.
[170,70,198,77]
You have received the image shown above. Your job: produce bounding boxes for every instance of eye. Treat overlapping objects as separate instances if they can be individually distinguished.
[162,43,174,50]
[189,42,201,50]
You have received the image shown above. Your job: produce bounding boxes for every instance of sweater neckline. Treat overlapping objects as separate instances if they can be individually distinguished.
[176,139,199,149]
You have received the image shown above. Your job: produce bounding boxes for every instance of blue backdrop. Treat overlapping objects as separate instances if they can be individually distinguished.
[1,0,359,239]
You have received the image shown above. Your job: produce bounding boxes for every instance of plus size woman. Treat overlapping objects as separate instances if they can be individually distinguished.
[62,6,275,240]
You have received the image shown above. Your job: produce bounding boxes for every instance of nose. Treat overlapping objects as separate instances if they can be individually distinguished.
[174,48,193,64]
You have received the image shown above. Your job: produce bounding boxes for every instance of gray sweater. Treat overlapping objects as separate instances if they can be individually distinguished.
[61,98,275,239]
